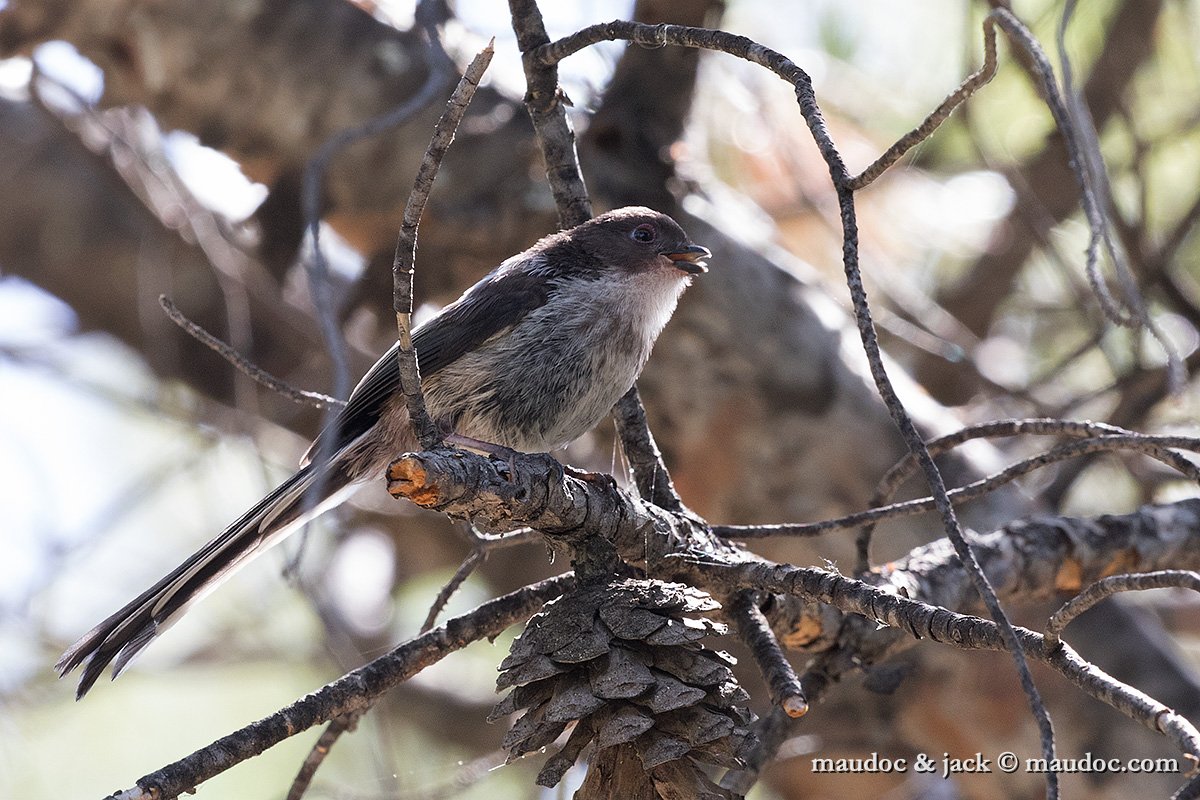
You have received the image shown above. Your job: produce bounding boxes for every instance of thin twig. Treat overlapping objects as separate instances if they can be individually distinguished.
[158,295,345,410]
[509,0,594,228]
[723,636,883,792]
[508,1,684,514]
[847,16,999,189]
[1054,0,1185,392]
[1002,4,1184,403]
[284,712,362,800]
[419,522,544,634]
[854,418,1200,572]
[612,385,684,512]
[715,432,1200,541]
[727,591,808,718]
[420,549,483,634]
[392,41,495,449]
[300,14,454,409]
[1045,570,1200,648]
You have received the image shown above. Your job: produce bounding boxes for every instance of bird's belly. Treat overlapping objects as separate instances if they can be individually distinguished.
[423,322,650,453]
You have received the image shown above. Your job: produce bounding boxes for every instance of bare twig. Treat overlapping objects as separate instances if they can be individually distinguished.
[847,15,999,189]
[727,591,808,718]
[392,41,495,449]
[158,295,345,410]
[420,549,483,634]
[1045,570,1200,648]
[508,0,593,229]
[300,10,454,408]
[724,632,897,792]
[1001,7,1183,398]
[284,712,362,800]
[612,385,685,513]
[420,524,540,633]
[104,574,574,800]
[853,418,1200,571]
[715,432,1200,542]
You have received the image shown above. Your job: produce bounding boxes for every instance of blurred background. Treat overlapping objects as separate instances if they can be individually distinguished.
[2,0,1199,797]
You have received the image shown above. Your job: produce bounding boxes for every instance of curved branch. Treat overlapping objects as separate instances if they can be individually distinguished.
[1045,570,1200,647]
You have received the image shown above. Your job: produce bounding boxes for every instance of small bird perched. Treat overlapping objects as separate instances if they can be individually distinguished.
[56,206,710,698]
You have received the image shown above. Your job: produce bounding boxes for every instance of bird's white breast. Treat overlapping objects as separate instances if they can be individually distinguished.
[423,265,690,452]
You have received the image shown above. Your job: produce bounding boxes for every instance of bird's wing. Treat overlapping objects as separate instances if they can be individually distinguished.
[301,268,551,464]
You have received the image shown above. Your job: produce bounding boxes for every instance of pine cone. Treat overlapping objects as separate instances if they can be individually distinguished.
[491,578,756,794]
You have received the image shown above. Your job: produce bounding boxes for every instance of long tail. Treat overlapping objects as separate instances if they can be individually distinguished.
[56,462,355,699]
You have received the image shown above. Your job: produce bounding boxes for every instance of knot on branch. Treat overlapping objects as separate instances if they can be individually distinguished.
[491,578,755,794]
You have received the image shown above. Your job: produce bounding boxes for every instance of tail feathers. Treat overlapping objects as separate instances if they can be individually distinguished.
[56,463,354,699]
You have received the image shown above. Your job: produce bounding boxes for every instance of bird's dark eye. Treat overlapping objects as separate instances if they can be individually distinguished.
[631,223,657,243]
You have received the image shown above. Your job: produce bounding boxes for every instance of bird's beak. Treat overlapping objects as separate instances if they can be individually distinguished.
[665,244,711,274]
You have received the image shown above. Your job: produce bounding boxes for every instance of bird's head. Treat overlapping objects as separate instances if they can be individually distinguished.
[570,207,711,278]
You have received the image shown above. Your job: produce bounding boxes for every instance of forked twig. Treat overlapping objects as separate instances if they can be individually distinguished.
[847,16,999,189]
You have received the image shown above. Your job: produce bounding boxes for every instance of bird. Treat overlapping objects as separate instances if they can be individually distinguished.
[56,206,710,698]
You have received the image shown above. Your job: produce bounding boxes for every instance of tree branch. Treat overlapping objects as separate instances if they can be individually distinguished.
[385,444,1200,774]
[102,575,573,800]
[158,295,345,410]
[1045,570,1200,648]
[392,41,495,449]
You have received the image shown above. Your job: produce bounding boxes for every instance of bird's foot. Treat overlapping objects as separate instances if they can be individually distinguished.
[444,433,524,479]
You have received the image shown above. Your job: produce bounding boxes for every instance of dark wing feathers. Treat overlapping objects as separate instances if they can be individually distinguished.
[302,268,550,464]
[412,270,550,375]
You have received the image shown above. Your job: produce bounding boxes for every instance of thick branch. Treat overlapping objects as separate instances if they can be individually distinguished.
[386,447,1200,766]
